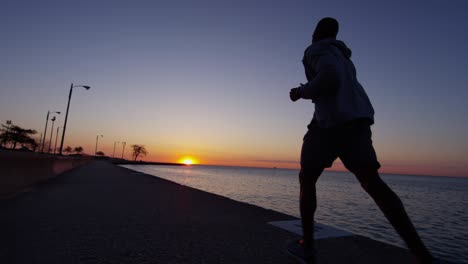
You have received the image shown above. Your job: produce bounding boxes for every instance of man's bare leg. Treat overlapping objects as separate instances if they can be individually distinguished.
[351,168,433,263]
[299,167,324,250]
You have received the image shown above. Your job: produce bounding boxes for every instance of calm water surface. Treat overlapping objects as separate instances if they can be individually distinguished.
[122,165,468,263]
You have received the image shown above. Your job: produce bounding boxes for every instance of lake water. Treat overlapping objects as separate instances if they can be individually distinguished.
[121,164,468,263]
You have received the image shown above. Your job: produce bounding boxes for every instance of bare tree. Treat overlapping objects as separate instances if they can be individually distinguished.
[0,122,38,150]
[131,144,148,161]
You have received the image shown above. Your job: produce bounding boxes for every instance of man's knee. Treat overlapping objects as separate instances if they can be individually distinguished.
[349,167,383,193]
[299,167,323,186]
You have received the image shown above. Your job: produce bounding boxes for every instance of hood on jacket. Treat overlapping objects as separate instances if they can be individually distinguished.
[304,39,352,59]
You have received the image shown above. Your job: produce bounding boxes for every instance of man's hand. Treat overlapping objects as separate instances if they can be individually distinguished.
[290,87,301,102]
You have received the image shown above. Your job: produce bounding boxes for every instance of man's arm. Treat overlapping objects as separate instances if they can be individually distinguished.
[296,53,340,100]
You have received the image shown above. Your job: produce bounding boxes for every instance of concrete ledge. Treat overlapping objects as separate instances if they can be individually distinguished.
[0,149,91,198]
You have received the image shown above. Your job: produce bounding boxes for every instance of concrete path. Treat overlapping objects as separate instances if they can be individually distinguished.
[0,161,416,263]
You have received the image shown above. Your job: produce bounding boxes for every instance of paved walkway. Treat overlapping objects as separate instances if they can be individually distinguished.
[0,161,415,263]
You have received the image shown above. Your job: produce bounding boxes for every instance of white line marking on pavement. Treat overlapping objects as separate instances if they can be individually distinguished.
[269,220,353,240]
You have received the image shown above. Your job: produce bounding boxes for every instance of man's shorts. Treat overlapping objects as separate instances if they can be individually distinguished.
[300,119,381,171]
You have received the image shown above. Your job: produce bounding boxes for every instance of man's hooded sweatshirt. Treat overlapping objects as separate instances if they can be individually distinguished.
[299,39,375,128]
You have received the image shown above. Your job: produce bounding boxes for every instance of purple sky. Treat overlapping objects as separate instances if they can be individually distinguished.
[1,0,467,176]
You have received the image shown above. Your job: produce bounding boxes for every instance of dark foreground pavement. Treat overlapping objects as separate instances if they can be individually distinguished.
[0,161,416,263]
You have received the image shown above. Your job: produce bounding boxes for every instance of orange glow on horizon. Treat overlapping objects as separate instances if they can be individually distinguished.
[178,156,198,165]
[61,138,468,178]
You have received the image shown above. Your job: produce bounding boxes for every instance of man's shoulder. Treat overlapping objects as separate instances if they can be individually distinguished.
[304,43,336,61]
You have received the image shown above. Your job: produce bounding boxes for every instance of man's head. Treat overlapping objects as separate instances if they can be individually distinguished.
[312,17,339,43]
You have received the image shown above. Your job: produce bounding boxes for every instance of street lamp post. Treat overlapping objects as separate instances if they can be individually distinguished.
[95,135,103,156]
[37,133,42,152]
[48,116,56,153]
[59,83,90,155]
[4,120,12,148]
[121,142,126,159]
[113,141,120,158]
[54,127,60,155]
[41,111,60,153]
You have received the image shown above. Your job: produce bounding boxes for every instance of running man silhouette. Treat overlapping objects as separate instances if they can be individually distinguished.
[288,17,433,264]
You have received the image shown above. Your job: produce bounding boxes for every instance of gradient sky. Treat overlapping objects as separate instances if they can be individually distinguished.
[1,0,467,177]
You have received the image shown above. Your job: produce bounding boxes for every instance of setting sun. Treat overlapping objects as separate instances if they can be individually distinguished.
[179,157,198,165]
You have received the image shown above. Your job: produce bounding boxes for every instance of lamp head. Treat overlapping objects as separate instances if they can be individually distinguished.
[83,86,91,90]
